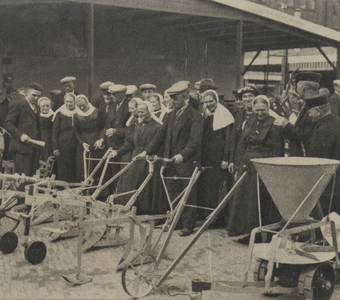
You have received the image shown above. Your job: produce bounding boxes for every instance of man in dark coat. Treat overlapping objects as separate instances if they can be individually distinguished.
[52,76,79,111]
[329,79,340,118]
[92,81,114,108]
[274,71,322,156]
[0,87,16,160]
[97,84,130,190]
[4,83,42,176]
[304,92,340,216]
[144,81,203,236]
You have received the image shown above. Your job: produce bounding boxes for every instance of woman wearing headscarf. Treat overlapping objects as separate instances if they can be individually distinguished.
[112,101,165,214]
[52,93,80,182]
[228,85,259,176]
[149,93,168,123]
[197,90,234,227]
[122,97,143,163]
[227,95,284,239]
[38,97,54,162]
[74,94,106,182]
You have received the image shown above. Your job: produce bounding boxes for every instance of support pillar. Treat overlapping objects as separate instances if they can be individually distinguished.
[337,47,340,80]
[236,20,244,89]
[280,49,289,93]
[86,3,95,100]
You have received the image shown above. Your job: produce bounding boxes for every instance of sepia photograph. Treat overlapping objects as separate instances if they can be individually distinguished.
[0,0,340,299]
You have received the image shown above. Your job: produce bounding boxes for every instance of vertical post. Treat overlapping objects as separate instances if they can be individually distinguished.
[236,20,243,89]
[87,3,95,100]
[337,47,340,79]
[280,49,288,95]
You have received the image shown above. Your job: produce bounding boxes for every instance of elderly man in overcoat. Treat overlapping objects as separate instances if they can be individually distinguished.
[4,83,42,176]
[304,92,340,216]
[143,81,203,236]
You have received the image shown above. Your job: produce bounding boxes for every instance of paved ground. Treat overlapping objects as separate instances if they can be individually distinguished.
[0,216,340,300]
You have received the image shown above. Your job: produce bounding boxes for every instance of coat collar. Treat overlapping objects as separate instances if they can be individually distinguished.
[23,98,39,119]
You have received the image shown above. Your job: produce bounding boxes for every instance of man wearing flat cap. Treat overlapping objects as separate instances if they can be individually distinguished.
[177,80,200,110]
[142,80,203,237]
[97,84,130,190]
[93,81,114,108]
[305,92,340,215]
[53,76,79,111]
[126,85,138,102]
[328,79,340,118]
[140,83,156,101]
[274,71,322,156]
[4,83,42,177]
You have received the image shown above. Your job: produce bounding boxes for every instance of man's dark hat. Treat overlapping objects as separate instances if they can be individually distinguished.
[294,72,322,84]
[196,78,217,91]
[304,92,328,108]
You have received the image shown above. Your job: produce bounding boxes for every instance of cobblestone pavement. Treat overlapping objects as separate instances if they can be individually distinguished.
[0,219,339,300]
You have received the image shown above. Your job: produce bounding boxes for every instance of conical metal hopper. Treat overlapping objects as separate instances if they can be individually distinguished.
[251,157,340,222]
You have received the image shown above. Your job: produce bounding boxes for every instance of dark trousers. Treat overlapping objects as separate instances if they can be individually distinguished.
[164,165,197,230]
[14,152,39,177]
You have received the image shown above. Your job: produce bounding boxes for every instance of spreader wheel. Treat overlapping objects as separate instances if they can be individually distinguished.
[0,231,18,254]
[24,241,47,265]
[121,254,156,298]
[254,259,269,281]
[298,263,335,300]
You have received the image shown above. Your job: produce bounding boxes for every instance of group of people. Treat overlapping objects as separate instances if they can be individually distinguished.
[1,72,340,239]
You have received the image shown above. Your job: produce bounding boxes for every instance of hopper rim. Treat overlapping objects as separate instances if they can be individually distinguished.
[251,157,340,167]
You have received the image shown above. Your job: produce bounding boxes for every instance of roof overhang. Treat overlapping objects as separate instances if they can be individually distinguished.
[0,0,339,52]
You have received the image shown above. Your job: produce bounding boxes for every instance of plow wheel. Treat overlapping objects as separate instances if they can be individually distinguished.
[24,241,47,265]
[298,263,335,300]
[0,231,18,254]
[121,253,157,298]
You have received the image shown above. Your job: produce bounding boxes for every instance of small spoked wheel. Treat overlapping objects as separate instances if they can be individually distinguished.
[254,259,269,281]
[298,262,335,300]
[121,254,157,298]
[24,241,47,265]
[0,231,18,254]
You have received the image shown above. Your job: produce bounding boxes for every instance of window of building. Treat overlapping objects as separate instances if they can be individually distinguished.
[285,0,315,10]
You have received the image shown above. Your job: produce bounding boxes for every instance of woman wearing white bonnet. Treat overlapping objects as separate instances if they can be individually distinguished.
[227,94,284,238]
[197,89,234,227]
[112,101,165,214]
[38,97,54,161]
[73,94,106,182]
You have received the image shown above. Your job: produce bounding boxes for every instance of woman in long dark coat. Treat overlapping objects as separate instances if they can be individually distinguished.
[52,93,80,182]
[227,95,284,238]
[38,97,54,162]
[228,85,259,175]
[112,101,164,215]
[73,94,105,182]
[121,97,143,163]
[196,90,234,226]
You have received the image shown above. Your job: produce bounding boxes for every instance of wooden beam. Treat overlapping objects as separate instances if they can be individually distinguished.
[242,49,262,76]
[236,20,243,88]
[63,0,258,22]
[337,47,340,79]
[86,3,95,100]
[317,46,337,71]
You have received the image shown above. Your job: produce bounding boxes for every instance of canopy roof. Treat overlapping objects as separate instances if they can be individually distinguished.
[1,0,340,52]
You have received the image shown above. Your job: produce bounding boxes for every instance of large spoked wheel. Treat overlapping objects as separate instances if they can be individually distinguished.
[0,231,18,254]
[121,254,157,298]
[298,263,335,300]
[24,241,47,265]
